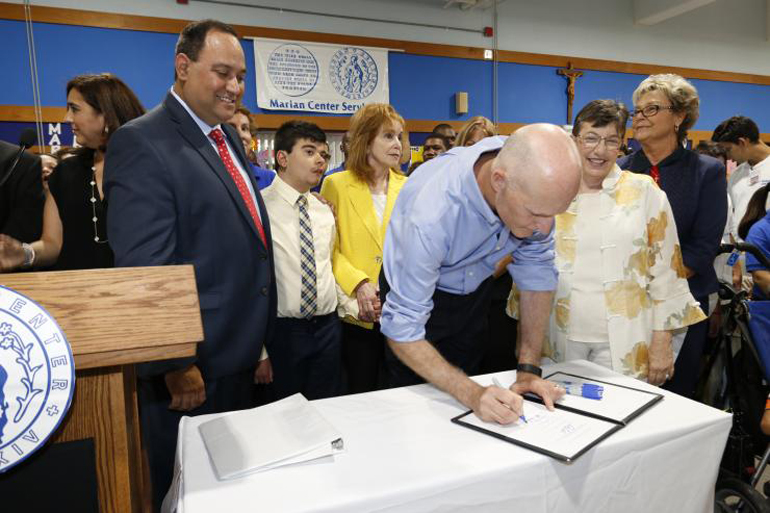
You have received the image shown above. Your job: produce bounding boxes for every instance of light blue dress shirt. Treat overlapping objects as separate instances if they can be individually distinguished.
[380,136,558,343]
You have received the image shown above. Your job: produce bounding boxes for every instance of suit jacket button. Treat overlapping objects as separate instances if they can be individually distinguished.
[261,255,267,261]
[261,287,268,296]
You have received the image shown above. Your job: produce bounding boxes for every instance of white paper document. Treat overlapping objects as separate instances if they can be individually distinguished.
[458,401,618,461]
[454,373,662,462]
[198,393,344,480]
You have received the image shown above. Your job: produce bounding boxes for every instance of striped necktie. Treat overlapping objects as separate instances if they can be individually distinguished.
[297,195,317,319]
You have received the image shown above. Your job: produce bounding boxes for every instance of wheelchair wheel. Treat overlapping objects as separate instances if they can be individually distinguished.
[715,478,770,513]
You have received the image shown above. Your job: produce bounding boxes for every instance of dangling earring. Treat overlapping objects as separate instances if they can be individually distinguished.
[104,126,109,134]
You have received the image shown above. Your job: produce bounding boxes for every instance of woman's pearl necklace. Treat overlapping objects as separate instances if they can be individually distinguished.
[90,166,108,244]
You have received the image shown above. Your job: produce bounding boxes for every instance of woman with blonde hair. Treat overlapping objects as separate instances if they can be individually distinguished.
[455,115,497,147]
[619,74,727,397]
[321,103,408,393]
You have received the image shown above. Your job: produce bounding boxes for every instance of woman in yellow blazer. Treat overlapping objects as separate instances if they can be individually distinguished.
[321,103,408,393]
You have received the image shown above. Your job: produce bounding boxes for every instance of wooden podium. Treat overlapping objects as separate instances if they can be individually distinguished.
[0,265,203,513]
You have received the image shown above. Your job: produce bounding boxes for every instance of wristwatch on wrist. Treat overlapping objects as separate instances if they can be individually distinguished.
[516,363,542,378]
[21,242,36,268]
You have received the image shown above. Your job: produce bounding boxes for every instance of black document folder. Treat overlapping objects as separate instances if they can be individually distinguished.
[451,372,663,463]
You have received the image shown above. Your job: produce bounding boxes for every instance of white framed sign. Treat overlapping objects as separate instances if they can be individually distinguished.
[253,38,390,114]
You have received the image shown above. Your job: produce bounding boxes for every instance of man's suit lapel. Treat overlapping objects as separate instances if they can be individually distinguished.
[164,93,268,254]
[347,177,383,251]
[222,123,272,255]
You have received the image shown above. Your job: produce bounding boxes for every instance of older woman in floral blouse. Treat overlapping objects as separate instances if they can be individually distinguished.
[508,100,705,385]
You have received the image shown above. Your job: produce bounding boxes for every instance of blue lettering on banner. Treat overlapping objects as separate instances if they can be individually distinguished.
[307,101,341,112]
[269,98,307,110]
[267,44,319,97]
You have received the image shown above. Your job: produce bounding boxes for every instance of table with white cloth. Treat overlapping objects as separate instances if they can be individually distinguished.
[168,360,731,513]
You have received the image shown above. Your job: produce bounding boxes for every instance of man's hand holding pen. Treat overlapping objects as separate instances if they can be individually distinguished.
[471,380,525,425]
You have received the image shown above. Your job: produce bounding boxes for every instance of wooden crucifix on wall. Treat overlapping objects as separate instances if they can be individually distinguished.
[557,62,583,125]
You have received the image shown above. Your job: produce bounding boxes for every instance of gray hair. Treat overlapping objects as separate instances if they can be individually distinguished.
[633,74,699,143]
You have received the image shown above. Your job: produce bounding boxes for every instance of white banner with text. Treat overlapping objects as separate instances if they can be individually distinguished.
[253,38,389,114]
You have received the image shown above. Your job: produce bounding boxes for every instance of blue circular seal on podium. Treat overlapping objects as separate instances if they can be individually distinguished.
[0,285,75,473]
[329,47,379,100]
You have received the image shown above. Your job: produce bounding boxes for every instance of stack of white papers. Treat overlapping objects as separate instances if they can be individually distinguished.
[198,393,344,480]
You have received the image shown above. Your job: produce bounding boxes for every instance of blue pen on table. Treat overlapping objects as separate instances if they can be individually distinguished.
[553,380,604,400]
[491,377,528,424]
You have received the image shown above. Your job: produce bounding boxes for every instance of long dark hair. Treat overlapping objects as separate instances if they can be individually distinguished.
[738,183,770,240]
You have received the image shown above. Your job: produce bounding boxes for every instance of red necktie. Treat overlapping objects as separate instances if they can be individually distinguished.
[209,128,267,246]
[650,164,660,184]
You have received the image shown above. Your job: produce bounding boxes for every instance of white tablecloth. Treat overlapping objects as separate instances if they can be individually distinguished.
[169,360,731,513]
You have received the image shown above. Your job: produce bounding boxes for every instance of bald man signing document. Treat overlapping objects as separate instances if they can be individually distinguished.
[380,124,581,424]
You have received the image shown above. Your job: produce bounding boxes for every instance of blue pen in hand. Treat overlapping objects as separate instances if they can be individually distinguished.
[491,377,528,424]
[554,380,604,400]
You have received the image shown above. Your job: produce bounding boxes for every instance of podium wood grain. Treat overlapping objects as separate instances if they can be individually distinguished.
[1,265,203,513]
[1,266,203,369]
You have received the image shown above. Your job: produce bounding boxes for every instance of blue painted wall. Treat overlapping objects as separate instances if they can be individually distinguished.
[2,18,770,143]
[387,53,493,121]
[1,20,176,108]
